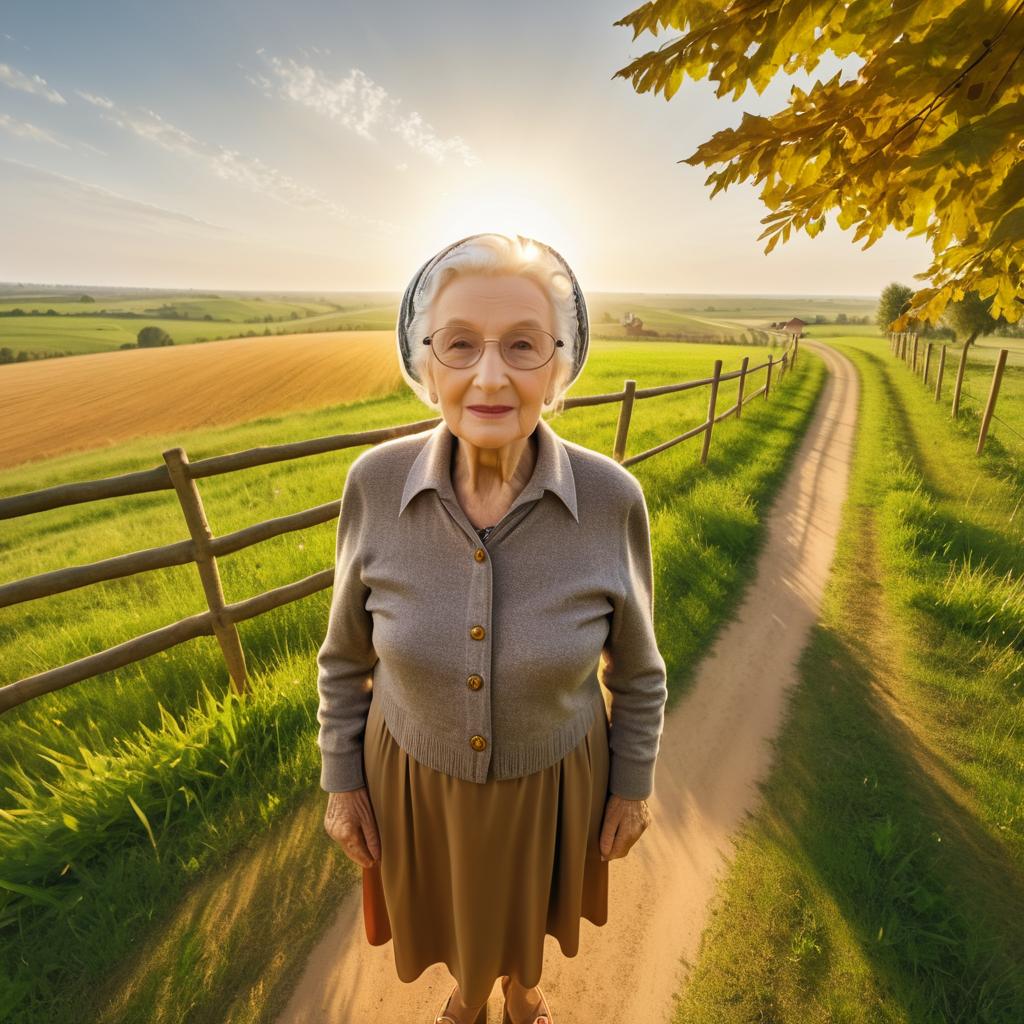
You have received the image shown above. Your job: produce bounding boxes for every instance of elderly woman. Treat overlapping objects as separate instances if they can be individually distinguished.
[316,232,668,1024]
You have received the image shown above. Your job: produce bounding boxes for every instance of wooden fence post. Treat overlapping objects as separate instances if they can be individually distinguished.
[700,360,722,467]
[952,341,970,419]
[935,344,946,402]
[736,355,749,418]
[911,333,919,373]
[163,447,249,695]
[922,341,932,384]
[977,349,1008,455]
[612,379,637,463]
[765,354,774,399]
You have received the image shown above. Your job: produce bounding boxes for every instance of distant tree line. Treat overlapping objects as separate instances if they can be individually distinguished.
[0,346,75,363]
[0,307,215,321]
[877,283,1022,345]
[812,314,871,325]
[0,304,335,325]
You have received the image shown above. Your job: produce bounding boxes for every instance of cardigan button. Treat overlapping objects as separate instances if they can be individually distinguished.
[470,625,485,640]
[470,735,487,751]
[467,674,483,690]
[474,547,486,562]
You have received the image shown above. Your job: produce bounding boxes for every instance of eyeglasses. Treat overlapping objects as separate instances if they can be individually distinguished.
[422,325,563,370]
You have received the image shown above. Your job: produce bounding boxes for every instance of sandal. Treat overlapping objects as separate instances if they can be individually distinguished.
[500,975,553,1024]
[434,981,488,1024]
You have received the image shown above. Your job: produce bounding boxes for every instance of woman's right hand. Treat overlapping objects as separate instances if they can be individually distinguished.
[324,787,381,868]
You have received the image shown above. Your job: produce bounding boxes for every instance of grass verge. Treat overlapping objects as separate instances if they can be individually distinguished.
[673,335,1024,1024]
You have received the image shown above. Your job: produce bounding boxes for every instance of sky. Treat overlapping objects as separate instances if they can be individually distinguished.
[0,0,934,296]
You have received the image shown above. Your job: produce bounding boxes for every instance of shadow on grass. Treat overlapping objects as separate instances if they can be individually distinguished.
[792,525,1024,1019]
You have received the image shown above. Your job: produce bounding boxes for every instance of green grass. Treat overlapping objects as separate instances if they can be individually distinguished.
[890,333,1024,496]
[0,288,886,357]
[0,296,340,320]
[673,334,1024,1024]
[0,302,400,356]
[0,339,823,1023]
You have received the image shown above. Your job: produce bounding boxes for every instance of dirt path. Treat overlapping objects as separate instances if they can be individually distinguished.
[276,340,858,1023]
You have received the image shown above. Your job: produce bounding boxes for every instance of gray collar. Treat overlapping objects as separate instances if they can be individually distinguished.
[399,415,579,523]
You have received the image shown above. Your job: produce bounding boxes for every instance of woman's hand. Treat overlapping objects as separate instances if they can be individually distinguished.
[598,793,652,861]
[324,787,381,868]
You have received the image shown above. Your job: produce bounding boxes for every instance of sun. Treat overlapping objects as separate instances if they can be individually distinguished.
[426,175,567,249]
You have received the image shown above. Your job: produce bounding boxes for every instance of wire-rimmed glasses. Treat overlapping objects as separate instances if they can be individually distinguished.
[422,325,563,370]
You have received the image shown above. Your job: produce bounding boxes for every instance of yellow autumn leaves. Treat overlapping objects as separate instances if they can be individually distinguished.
[611,0,1023,327]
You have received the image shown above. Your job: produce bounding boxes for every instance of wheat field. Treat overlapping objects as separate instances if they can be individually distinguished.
[0,330,403,469]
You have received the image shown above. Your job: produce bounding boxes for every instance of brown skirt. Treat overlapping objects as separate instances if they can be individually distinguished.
[360,691,611,1007]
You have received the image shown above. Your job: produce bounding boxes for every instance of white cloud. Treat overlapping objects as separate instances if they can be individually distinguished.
[0,62,66,104]
[0,113,70,148]
[0,157,233,232]
[252,55,479,166]
[75,90,115,110]
[114,106,203,156]
[208,147,351,219]
[71,90,397,233]
[79,140,110,157]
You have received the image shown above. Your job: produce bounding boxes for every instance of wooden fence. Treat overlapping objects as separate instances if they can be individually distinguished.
[888,332,1017,455]
[0,338,797,715]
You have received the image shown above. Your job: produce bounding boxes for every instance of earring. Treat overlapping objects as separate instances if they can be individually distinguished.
[430,393,438,401]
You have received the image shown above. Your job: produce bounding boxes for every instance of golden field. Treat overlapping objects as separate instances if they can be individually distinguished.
[0,331,402,469]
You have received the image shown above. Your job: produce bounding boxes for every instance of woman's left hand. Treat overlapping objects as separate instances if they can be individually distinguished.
[598,793,653,861]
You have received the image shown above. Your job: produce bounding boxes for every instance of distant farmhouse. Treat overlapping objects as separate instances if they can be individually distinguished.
[621,311,660,338]
[769,317,806,337]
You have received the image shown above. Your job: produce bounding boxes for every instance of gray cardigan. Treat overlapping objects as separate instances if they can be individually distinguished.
[315,415,668,800]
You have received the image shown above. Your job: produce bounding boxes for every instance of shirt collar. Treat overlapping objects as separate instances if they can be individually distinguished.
[398,414,579,523]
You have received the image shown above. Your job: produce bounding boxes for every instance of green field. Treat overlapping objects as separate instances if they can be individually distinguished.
[898,335,1024,475]
[5,285,1021,363]
[0,291,400,356]
[674,335,1024,1023]
[0,338,821,1022]
[0,287,885,358]
[3,329,1022,1022]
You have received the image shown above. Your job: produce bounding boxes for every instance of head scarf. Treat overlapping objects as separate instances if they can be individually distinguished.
[395,233,590,388]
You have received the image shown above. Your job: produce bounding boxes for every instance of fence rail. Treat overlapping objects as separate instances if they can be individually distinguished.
[887,332,1015,455]
[0,338,797,715]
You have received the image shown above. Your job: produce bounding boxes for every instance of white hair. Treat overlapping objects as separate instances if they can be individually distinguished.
[402,233,579,417]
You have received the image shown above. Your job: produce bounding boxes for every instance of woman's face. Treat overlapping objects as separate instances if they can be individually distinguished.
[424,272,561,448]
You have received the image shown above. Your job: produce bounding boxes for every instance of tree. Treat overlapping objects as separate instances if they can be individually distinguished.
[137,326,174,348]
[612,0,1024,331]
[944,288,1003,346]
[877,282,915,335]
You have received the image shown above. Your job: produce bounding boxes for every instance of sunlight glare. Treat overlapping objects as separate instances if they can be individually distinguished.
[427,180,566,248]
